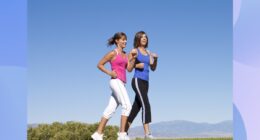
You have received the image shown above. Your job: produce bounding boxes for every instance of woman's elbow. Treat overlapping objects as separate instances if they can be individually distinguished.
[151,66,156,71]
[97,64,102,70]
[127,67,133,72]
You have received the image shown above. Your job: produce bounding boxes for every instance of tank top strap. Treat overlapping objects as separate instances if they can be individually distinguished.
[137,48,141,53]
[146,49,151,55]
[114,49,119,55]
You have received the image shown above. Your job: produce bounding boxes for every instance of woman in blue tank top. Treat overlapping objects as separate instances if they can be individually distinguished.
[125,31,158,139]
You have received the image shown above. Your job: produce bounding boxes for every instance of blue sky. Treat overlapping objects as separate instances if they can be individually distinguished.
[28,0,232,126]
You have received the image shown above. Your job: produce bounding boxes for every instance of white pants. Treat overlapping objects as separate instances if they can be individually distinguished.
[103,79,132,119]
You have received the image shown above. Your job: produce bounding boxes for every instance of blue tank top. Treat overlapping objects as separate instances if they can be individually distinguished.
[133,48,150,81]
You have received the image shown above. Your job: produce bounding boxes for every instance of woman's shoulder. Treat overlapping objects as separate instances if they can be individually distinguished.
[104,50,117,59]
[146,49,151,55]
[107,50,116,55]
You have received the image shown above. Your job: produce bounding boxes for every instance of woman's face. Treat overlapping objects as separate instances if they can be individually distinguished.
[140,34,148,47]
[116,36,127,49]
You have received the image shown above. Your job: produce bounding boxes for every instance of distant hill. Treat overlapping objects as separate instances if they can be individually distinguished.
[128,120,233,138]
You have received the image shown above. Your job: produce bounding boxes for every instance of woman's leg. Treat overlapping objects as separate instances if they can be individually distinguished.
[133,78,152,134]
[143,123,151,135]
[92,93,119,139]
[96,117,108,134]
[98,94,119,134]
[120,115,128,132]
[110,79,132,132]
[126,95,142,132]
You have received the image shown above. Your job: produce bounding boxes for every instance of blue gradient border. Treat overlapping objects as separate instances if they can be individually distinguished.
[0,0,26,139]
[233,0,260,139]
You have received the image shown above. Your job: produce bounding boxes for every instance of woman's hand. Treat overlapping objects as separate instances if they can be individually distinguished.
[110,70,117,78]
[127,49,137,72]
[149,51,158,71]
[130,49,138,58]
[150,52,158,59]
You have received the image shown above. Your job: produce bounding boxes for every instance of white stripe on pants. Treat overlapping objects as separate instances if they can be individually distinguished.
[103,79,132,119]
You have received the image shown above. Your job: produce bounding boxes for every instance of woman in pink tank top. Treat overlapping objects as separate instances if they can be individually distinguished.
[91,32,137,140]
[110,48,128,83]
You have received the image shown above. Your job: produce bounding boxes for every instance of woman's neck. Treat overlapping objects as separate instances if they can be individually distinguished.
[116,46,123,53]
[138,46,145,50]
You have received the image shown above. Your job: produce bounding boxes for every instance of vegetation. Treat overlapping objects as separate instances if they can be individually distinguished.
[28,122,232,140]
[27,121,118,140]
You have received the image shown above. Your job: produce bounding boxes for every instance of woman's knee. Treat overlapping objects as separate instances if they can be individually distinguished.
[103,107,116,119]
[122,103,132,116]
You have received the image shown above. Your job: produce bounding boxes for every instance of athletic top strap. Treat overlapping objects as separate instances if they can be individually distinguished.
[114,49,119,55]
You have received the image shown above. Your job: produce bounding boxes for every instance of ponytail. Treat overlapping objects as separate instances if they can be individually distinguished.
[107,32,127,47]
[107,37,116,46]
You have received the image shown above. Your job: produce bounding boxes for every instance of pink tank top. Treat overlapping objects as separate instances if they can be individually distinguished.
[110,49,128,83]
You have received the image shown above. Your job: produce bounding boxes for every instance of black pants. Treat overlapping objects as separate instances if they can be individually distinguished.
[128,78,151,124]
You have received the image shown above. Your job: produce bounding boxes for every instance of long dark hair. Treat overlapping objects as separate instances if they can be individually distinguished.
[107,32,127,46]
[134,31,148,48]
